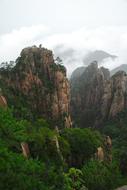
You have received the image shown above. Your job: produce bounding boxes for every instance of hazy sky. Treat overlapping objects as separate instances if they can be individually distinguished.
[0,0,127,75]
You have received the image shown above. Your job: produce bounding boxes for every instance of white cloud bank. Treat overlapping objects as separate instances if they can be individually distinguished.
[0,25,49,63]
[0,24,127,76]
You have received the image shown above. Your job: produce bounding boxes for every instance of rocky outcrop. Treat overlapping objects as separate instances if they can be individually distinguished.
[71,61,109,127]
[95,136,112,163]
[0,95,7,107]
[21,142,30,158]
[101,71,127,119]
[0,88,7,107]
[0,46,71,128]
[115,186,127,190]
[71,62,127,127]
[96,147,104,162]
[70,66,86,81]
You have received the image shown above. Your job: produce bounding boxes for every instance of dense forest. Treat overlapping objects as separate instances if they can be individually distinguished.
[1,107,127,190]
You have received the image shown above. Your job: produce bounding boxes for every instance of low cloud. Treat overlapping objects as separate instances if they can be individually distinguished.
[0,25,49,63]
[0,25,127,76]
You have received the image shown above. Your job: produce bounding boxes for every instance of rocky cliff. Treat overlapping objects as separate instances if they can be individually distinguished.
[0,46,72,128]
[71,61,127,127]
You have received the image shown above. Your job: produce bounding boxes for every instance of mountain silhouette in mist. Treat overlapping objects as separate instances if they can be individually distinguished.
[83,50,117,65]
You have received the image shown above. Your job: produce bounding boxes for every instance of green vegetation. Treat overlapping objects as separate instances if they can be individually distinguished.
[61,128,102,168]
[82,160,123,190]
[0,107,126,189]
[50,57,66,73]
[102,110,127,176]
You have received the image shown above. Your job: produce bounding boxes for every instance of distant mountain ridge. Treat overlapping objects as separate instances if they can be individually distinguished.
[70,66,86,80]
[83,50,117,65]
[111,64,127,76]
[69,50,117,79]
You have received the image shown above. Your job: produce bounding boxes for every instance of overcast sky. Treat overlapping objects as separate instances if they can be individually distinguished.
[0,0,127,75]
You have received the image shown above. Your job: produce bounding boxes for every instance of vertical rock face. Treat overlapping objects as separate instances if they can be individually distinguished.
[0,95,7,107]
[70,61,110,127]
[101,71,127,119]
[96,147,104,162]
[0,46,71,128]
[115,186,127,190]
[21,142,30,158]
[0,89,7,107]
[71,62,127,127]
[109,71,127,117]
[95,136,112,163]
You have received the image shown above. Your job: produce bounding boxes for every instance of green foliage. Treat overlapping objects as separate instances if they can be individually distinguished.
[0,146,48,190]
[61,128,102,167]
[34,118,50,129]
[82,160,123,190]
[102,110,127,175]
[0,108,71,190]
[58,135,70,159]
[0,108,27,151]
[50,57,66,73]
[0,107,127,189]
[64,168,87,190]
[0,144,70,190]
[28,127,61,164]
